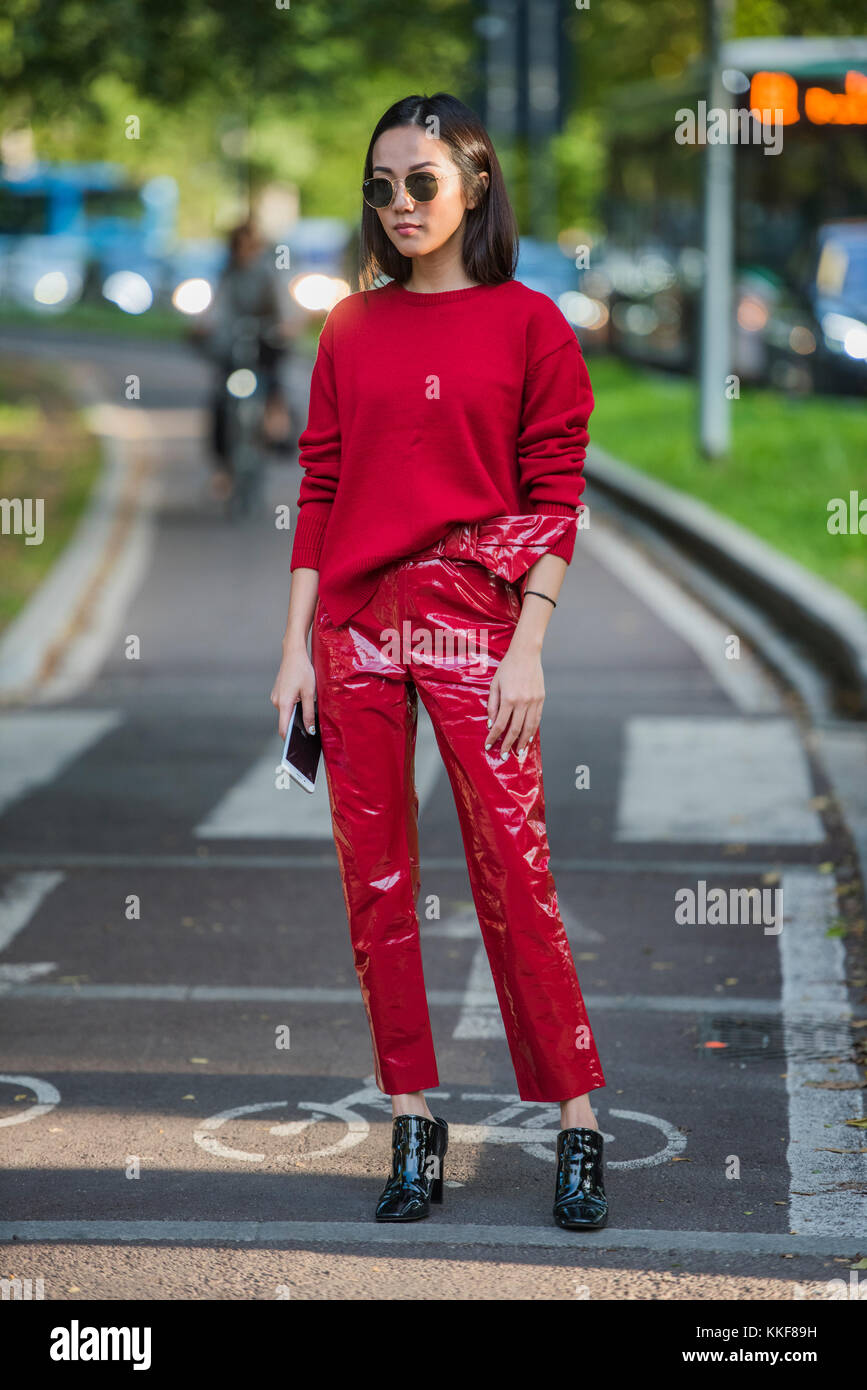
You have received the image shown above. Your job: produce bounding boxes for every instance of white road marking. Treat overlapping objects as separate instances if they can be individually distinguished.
[195,1097,372,1164]
[0,871,64,952]
[0,963,57,983]
[452,1096,684,1168]
[453,900,603,1039]
[0,853,792,873]
[0,982,831,1016]
[0,1074,60,1127]
[0,1221,855,1256]
[780,868,867,1236]
[191,1079,682,1168]
[615,717,825,843]
[195,704,442,839]
[422,907,481,938]
[453,944,504,1039]
[0,711,121,819]
[580,518,782,714]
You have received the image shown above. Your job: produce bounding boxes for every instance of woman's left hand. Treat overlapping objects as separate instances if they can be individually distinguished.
[485,637,545,761]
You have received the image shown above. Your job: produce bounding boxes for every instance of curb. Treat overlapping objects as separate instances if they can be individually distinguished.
[0,396,157,706]
[585,445,867,718]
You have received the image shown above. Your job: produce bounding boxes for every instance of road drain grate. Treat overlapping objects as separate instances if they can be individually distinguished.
[697,1014,855,1063]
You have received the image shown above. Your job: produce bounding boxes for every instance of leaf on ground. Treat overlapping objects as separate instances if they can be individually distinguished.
[815,1146,867,1153]
[803,1080,866,1090]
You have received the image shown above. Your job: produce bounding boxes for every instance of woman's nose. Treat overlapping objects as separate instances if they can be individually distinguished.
[391,178,414,211]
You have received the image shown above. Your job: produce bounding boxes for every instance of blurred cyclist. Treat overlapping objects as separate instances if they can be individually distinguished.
[199,220,294,501]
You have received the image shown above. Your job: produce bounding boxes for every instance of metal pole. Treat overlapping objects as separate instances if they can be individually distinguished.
[698,0,734,458]
[526,0,560,240]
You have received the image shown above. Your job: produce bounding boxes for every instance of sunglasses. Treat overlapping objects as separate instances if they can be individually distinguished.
[361,171,461,209]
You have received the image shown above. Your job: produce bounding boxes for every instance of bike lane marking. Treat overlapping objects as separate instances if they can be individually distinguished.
[0,1074,61,1127]
[191,1079,683,1169]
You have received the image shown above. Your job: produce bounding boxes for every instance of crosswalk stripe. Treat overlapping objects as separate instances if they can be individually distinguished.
[194,704,443,839]
[0,711,121,820]
[453,901,602,1039]
[615,717,825,844]
[0,871,64,952]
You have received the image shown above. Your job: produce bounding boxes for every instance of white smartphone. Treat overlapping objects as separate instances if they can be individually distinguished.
[280,701,322,794]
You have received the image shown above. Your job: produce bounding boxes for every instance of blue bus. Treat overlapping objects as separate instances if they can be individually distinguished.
[0,161,177,311]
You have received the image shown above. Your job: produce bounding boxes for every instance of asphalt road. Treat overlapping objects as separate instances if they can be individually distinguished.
[1,335,865,1302]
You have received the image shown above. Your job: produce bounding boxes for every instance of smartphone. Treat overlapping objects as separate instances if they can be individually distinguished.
[280,701,322,794]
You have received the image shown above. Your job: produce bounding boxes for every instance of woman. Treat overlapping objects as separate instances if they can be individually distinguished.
[270,92,608,1230]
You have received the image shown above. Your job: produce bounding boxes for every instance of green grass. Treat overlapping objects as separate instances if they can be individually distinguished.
[0,299,189,340]
[1,300,331,350]
[585,357,867,609]
[0,361,103,633]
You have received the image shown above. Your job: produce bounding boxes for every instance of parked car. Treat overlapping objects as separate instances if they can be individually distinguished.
[760,219,867,396]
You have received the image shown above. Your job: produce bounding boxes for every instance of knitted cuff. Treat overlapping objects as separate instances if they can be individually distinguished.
[290,503,332,571]
[528,500,580,564]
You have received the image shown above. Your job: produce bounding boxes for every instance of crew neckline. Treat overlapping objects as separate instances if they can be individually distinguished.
[391,280,508,305]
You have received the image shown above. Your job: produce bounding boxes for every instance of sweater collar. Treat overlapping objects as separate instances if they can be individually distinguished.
[389,279,507,305]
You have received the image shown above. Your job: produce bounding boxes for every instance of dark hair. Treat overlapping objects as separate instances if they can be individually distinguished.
[358,93,518,290]
[227,220,261,264]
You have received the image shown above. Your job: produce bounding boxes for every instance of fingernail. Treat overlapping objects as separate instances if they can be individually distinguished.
[500,748,509,761]
[308,725,316,734]
[486,718,492,729]
[518,747,528,761]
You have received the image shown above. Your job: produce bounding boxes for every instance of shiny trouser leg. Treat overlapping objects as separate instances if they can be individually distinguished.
[311,546,606,1103]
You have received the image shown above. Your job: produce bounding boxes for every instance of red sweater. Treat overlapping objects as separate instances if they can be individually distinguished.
[290,277,595,627]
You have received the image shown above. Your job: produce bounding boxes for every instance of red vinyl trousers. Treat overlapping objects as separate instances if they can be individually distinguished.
[310,514,606,1103]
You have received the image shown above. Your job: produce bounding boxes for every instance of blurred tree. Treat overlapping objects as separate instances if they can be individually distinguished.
[1,0,473,110]
[1,0,863,238]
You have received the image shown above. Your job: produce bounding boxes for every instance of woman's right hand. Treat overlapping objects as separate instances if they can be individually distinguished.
[270,645,317,740]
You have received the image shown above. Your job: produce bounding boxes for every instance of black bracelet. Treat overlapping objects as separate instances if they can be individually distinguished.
[524,589,556,608]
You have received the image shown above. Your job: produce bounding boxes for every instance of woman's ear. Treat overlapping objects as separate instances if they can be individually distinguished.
[467,170,490,211]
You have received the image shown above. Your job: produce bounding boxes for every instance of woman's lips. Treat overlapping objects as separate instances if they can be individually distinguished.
[395,225,421,236]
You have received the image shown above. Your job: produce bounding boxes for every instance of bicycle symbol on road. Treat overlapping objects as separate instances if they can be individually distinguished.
[193,1077,685,1169]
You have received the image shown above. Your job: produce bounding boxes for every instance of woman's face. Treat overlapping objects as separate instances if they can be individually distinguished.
[369,124,487,261]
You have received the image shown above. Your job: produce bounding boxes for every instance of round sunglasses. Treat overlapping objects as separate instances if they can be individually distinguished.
[361,171,460,209]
